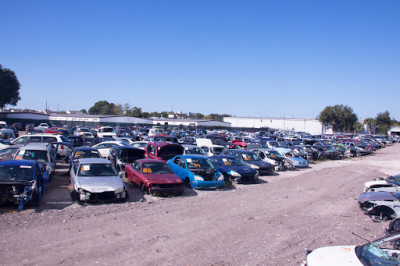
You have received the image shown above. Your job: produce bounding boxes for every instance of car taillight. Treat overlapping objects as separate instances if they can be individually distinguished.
[61,145,64,149]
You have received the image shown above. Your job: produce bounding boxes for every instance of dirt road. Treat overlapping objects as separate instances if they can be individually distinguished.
[1,145,399,265]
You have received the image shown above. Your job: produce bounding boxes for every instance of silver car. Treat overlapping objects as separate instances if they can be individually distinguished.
[70,158,128,202]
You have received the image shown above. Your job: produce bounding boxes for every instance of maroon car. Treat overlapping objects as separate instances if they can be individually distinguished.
[144,142,184,162]
[125,159,184,196]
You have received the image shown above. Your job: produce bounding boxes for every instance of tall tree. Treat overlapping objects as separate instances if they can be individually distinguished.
[0,65,21,108]
[318,104,358,132]
[375,111,392,134]
[88,101,121,115]
[363,118,376,134]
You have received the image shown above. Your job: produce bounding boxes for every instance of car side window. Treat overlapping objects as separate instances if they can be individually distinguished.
[258,152,265,159]
[43,137,57,143]
[148,145,155,155]
[30,136,42,143]
[13,136,27,144]
[178,159,186,169]
[211,158,221,166]
[202,147,209,153]
[173,157,181,165]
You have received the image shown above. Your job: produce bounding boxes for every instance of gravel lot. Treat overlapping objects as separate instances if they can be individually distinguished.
[1,144,399,265]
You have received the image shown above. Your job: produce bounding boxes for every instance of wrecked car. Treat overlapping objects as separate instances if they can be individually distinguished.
[221,149,273,175]
[363,174,400,193]
[145,142,184,162]
[108,146,145,172]
[252,148,286,171]
[305,233,400,265]
[358,191,400,220]
[70,158,128,202]
[126,159,184,196]
[14,143,57,176]
[209,155,258,183]
[168,155,224,189]
[0,160,49,210]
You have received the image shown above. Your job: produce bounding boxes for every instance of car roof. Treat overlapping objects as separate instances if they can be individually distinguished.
[225,149,254,154]
[136,159,165,164]
[20,143,50,150]
[211,155,236,160]
[0,159,36,166]
[74,146,98,151]
[179,155,209,159]
[77,158,112,164]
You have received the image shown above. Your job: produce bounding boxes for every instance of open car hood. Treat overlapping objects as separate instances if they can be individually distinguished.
[357,191,397,203]
[158,144,184,161]
[119,148,145,163]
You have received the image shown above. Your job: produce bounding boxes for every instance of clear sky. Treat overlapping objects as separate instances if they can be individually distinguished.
[1,0,399,119]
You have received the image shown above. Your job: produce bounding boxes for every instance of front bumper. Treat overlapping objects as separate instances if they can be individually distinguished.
[193,180,225,189]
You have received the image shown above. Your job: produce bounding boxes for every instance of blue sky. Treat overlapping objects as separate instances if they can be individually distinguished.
[1,0,399,119]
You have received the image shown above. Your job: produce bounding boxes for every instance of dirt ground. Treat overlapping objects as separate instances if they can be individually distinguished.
[1,144,399,265]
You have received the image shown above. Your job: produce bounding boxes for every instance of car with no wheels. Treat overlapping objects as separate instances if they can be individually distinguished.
[168,155,224,189]
[0,160,50,210]
[70,158,128,202]
[125,159,184,196]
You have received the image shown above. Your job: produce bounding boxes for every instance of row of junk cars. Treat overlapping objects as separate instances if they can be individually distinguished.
[0,123,398,210]
[2,123,400,265]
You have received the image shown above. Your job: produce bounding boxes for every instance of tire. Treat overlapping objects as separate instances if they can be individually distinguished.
[70,190,78,201]
[31,183,42,208]
[141,183,149,195]
[184,178,192,188]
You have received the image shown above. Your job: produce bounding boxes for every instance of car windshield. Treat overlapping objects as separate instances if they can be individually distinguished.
[102,128,114,133]
[132,143,147,148]
[16,150,48,164]
[358,240,400,264]
[0,165,34,181]
[268,142,279,147]
[221,157,245,166]
[186,158,213,170]
[74,150,101,159]
[78,163,118,176]
[267,151,283,159]
[185,147,205,154]
[241,153,261,161]
[211,147,224,154]
[142,162,174,174]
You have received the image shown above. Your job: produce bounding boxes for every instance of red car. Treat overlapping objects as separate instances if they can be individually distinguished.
[125,159,184,196]
[46,127,59,134]
[145,142,184,162]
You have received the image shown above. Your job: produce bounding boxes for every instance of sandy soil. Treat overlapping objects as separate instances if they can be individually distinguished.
[1,145,399,265]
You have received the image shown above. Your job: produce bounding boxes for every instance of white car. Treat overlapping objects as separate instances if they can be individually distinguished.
[363,174,400,192]
[97,126,116,138]
[305,233,400,265]
[93,141,125,158]
[70,158,128,202]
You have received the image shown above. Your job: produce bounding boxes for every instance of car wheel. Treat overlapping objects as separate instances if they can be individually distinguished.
[184,177,192,189]
[141,183,149,195]
[31,182,42,208]
[70,190,78,201]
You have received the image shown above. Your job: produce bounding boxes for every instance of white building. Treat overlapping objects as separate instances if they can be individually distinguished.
[223,116,324,135]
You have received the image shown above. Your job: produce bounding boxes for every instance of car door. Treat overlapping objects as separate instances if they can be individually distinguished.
[70,162,80,191]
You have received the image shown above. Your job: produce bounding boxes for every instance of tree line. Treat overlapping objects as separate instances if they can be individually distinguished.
[318,104,398,134]
[86,100,230,122]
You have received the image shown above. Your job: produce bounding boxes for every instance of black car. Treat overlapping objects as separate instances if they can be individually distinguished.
[209,155,258,183]
[220,149,273,176]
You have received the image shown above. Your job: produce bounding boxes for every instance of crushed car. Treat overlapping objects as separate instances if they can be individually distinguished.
[209,155,258,183]
[358,191,400,220]
[0,160,50,210]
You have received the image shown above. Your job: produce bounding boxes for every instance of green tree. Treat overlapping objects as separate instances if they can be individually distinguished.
[353,121,364,133]
[80,109,88,114]
[375,111,392,134]
[318,104,358,132]
[0,65,21,108]
[89,101,121,115]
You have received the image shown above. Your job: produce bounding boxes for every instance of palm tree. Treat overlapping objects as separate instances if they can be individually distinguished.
[363,118,376,134]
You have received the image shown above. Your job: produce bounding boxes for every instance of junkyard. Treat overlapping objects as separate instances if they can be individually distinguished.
[0,131,399,265]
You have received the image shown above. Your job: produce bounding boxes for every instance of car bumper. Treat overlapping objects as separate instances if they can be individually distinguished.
[193,180,225,189]
[149,186,184,196]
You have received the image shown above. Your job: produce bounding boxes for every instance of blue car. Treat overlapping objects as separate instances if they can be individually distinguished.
[168,155,224,189]
[209,155,258,183]
[0,160,50,210]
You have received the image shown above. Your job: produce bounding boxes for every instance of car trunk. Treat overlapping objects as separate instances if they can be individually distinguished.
[157,145,184,161]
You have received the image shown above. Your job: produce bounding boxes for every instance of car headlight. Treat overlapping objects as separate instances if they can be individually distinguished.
[229,170,241,177]
[114,187,125,194]
[217,173,224,181]
[250,164,259,170]
[194,175,204,181]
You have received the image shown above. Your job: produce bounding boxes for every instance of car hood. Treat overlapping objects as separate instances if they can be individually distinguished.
[289,156,307,163]
[158,145,184,161]
[77,176,124,193]
[145,173,183,184]
[227,165,257,174]
[247,160,271,168]
[357,191,397,203]
[307,246,362,266]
